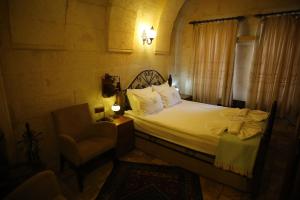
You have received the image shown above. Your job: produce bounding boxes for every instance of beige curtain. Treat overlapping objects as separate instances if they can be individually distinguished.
[191,20,238,106]
[247,15,300,118]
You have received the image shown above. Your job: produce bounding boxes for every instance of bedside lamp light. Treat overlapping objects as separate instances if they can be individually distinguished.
[111,103,120,118]
[101,73,122,120]
[112,103,120,112]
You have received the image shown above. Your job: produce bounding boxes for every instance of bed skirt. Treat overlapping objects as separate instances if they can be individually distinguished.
[134,130,252,192]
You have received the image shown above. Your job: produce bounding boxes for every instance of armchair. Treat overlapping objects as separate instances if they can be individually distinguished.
[52,103,117,191]
[5,170,65,200]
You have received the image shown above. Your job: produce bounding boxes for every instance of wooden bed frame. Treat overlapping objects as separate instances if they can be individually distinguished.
[124,70,277,196]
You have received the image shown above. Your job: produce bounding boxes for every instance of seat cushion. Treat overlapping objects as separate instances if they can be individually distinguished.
[77,137,115,164]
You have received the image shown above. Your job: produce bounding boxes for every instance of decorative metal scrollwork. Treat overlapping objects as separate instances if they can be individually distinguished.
[127,70,165,89]
[124,70,166,110]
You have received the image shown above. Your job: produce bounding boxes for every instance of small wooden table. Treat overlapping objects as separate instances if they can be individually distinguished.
[112,116,134,157]
[180,94,193,101]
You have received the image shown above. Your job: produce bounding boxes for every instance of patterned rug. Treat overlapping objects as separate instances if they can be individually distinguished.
[96,160,202,200]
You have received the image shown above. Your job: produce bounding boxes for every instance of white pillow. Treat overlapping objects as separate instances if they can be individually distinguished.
[156,86,181,108]
[133,91,163,115]
[127,87,152,112]
[152,82,170,93]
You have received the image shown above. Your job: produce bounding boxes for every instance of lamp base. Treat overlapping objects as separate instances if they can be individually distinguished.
[98,117,113,122]
[112,114,119,119]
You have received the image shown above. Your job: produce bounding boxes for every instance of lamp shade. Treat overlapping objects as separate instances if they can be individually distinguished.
[111,104,121,112]
[148,26,156,39]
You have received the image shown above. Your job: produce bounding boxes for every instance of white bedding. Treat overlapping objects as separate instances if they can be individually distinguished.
[125,100,230,155]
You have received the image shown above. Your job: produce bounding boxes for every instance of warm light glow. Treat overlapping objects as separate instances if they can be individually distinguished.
[148,26,156,39]
[141,25,156,45]
[103,96,116,116]
[138,24,149,36]
[111,104,120,112]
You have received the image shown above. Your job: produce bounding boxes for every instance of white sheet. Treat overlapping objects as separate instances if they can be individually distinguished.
[125,100,230,155]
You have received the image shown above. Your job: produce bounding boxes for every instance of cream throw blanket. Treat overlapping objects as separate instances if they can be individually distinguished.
[214,133,261,178]
[214,108,269,177]
[214,108,269,140]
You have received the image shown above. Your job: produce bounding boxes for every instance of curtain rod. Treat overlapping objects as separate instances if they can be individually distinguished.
[189,16,244,25]
[255,9,300,18]
[189,9,300,25]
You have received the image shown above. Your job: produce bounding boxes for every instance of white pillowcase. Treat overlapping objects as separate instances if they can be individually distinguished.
[152,82,169,93]
[133,91,163,115]
[153,85,181,108]
[127,87,152,112]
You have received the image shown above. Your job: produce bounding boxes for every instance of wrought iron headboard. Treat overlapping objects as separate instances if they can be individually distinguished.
[123,70,169,110]
[127,70,166,89]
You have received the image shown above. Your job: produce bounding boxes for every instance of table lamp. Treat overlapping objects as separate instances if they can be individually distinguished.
[111,103,120,118]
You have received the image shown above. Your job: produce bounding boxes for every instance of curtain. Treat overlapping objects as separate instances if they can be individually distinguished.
[191,20,238,106]
[247,15,300,119]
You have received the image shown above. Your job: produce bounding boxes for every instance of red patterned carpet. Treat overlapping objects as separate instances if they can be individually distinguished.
[97,160,202,200]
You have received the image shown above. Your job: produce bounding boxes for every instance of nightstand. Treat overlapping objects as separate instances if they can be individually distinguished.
[112,116,134,157]
[180,94,193,101]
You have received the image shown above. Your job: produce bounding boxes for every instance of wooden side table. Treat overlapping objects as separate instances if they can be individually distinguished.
[180,94,193,101]
[112,116,134,157]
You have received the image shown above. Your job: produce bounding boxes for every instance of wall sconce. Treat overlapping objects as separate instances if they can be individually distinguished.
[142,26,156,45]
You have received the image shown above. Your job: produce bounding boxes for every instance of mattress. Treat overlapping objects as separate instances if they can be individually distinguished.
[125,100,229,155]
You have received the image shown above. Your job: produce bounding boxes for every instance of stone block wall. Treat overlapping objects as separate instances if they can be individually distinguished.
[0,0,184,169]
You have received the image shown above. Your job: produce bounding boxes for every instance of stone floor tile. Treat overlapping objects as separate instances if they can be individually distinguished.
[220,185,243,200]
[200,177,223,200]
[57,119,296,200]
[218,194,234,200]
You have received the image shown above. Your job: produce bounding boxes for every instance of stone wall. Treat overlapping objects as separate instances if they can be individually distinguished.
[0,0,184,169]
[2,0,298,170]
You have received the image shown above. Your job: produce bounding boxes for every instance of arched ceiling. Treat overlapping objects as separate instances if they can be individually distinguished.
[178,0,300,21]
[107,0,185,54]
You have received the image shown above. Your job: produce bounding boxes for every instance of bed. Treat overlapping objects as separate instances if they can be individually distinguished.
[123,70,276,194]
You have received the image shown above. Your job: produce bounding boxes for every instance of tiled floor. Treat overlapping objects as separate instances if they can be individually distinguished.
[58,119,297,200]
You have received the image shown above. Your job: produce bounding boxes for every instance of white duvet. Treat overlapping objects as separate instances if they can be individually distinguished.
[125,100,228,155]
[125,100,268,155]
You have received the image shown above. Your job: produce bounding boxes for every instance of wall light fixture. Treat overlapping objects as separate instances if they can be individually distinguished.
[142,26,156,45]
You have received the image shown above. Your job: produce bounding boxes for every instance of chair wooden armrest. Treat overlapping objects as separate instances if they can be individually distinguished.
[58,134,80,166]
[5,170,64,200]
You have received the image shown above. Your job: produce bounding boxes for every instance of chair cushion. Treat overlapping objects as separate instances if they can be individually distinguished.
[77,137,115,164]
[52,103,92,141]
